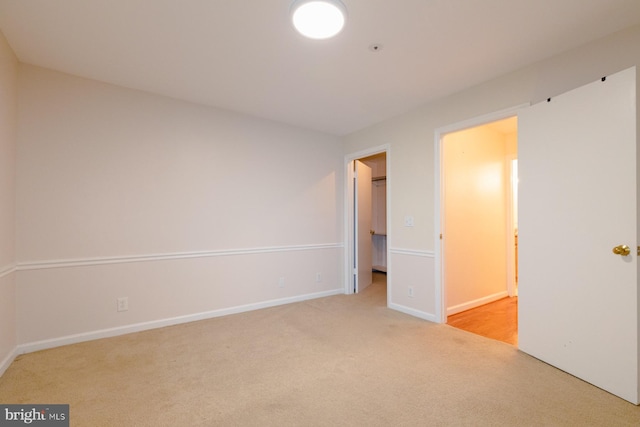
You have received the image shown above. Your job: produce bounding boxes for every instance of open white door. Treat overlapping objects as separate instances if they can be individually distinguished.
[519,67,638,403]
[355,160,373,293]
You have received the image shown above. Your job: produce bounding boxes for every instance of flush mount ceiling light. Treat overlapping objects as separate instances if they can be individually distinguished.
[290,0,347,40]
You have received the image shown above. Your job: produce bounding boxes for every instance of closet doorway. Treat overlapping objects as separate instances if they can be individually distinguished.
[441,117,518,345]
[361,153,387,276]
[346,148,389,302]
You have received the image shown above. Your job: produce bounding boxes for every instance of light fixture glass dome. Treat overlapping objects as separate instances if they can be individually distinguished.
[290,0,347,40]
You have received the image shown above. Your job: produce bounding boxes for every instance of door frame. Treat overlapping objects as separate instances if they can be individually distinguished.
[506,154,518,297]
[434,104,528,324]
[344,144,390,302]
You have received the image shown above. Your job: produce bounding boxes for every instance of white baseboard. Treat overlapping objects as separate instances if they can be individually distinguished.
[0,346,18,378]
[388,303,437,323]
[17,288,343,355]
[447,291,509,316]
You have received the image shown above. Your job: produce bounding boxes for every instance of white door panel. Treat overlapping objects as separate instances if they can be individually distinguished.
[356,160,373,293]
[518,67,638,403]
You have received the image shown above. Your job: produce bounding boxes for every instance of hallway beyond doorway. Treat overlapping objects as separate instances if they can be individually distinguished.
[446,297,518,345]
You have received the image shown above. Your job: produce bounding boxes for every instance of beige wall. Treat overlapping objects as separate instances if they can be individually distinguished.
[15,65,344,347]
[344,25,640,320]
[0,30,17,374]
[443,125,508,313]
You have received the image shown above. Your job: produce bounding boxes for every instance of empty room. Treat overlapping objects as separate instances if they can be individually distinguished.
[2,1,640,425]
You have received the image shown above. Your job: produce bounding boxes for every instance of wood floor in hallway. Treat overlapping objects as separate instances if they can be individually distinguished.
[446,297,518,345]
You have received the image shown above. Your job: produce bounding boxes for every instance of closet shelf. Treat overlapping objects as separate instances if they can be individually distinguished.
[372,176,386,182]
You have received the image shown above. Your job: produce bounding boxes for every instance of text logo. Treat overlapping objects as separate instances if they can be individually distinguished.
[0,405,68,426]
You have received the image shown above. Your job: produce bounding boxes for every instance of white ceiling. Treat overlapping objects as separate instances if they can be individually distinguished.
[0,0,639,136]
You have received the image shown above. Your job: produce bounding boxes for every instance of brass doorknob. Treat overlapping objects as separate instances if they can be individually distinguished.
[612,245,631,256]
[370,230,375,236]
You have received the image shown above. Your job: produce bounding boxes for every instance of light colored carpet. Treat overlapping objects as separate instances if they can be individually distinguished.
[1,273,639,426]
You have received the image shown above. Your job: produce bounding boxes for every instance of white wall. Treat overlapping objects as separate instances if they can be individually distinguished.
[15,65,344,348]
[0,30,17,374]
[344,24,640,320]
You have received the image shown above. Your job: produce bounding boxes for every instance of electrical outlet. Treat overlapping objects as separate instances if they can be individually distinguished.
[117,297,129,312]
[316,273,322,283]
[404,216,415,227]
[408,287,414,298]
[278,277,285,288]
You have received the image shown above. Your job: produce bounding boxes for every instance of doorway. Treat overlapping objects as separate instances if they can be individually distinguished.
[345,147,389,303]
[440,116,518,345]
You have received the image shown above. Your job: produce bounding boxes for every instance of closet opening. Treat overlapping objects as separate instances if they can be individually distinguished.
[346,149,388,304]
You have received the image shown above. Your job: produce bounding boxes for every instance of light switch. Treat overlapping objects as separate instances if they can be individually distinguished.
[404,216,414,227]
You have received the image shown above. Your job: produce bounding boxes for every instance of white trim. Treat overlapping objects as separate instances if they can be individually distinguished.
[0,346,18,378]
[388,303,437,322]
[0,264,16,279]
[389,248,434,257]
[434,125,445,324]
[16,288,343,355]
[344,159,356,295]
[345,145,391,162]
[434,104,529,324]
[446,290,509,316]
[16,243,343,271]
[435,104,529,136]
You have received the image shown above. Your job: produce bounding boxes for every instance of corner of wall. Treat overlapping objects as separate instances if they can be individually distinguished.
[0,29,19,377]
[0,269,17,378]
